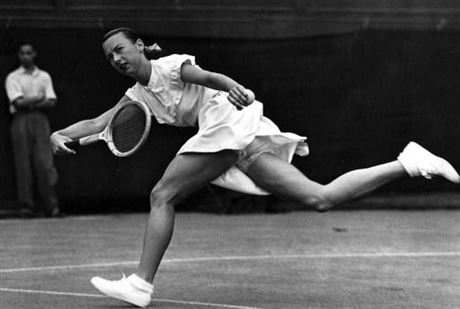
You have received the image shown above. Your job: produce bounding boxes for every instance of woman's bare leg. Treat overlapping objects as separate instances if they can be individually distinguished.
[247,153,406,211]
[136,150,238,282]
[247,142,460,211]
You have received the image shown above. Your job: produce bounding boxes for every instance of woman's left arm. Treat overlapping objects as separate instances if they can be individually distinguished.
[180,63,255,110]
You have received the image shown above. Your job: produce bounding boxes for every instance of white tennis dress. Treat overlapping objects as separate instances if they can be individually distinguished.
[125,54,309,195]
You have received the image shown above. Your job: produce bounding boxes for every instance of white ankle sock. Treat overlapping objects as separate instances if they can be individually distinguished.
[127,274,154,294]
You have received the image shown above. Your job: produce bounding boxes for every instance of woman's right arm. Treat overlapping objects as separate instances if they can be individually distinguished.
[51,96,131,155]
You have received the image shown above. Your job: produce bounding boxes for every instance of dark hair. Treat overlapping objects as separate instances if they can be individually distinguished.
[17,40,36,52]
[102,27,163,60]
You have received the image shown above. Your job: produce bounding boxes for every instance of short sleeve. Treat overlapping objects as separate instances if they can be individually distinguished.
[5,74,23,103]
[125,84,139,101]
[155,54,196,108]
[42,72,57,100]
[162,54,196,88]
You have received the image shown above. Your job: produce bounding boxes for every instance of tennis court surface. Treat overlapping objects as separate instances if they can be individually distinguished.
[1,210,459,308]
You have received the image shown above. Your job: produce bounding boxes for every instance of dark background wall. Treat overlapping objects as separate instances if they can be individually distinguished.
[1,1,460,211]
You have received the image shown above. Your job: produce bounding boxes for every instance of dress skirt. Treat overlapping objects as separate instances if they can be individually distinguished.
[177,92,309,195]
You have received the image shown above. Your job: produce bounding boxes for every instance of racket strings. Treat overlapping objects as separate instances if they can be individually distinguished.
[111,105,148,153]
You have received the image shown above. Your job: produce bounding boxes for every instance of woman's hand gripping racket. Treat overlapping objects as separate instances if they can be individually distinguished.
[65,100,152,157]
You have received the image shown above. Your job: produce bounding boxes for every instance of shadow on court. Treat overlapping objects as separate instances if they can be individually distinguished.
[1,210,459,308]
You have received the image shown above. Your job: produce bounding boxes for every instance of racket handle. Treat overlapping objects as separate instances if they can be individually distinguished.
[64,140,81,149]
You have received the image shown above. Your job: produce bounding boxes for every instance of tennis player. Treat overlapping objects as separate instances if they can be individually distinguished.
[50,28,460,307]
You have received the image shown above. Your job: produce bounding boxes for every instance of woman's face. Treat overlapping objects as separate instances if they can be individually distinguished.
[102,32,144,76]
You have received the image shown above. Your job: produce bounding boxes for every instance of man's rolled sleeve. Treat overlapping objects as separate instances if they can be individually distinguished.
[5,75,23,103]
[43,73,57,100]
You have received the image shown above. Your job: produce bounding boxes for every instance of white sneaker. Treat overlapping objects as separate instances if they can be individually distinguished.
[90,274,153,308]
[398,142,460,183]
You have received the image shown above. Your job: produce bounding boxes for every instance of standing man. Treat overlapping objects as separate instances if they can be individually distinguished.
[5,42,60,217]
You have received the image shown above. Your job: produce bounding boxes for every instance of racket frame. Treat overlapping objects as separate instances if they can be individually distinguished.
[67,100,152,157]
[106,100,152,157]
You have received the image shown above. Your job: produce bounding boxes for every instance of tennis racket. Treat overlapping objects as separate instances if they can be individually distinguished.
[65,100,152,157]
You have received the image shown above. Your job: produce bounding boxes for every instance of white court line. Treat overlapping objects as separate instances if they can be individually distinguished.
[1,251,460,273]
[0,287,104,298]
[0,287,261,309]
